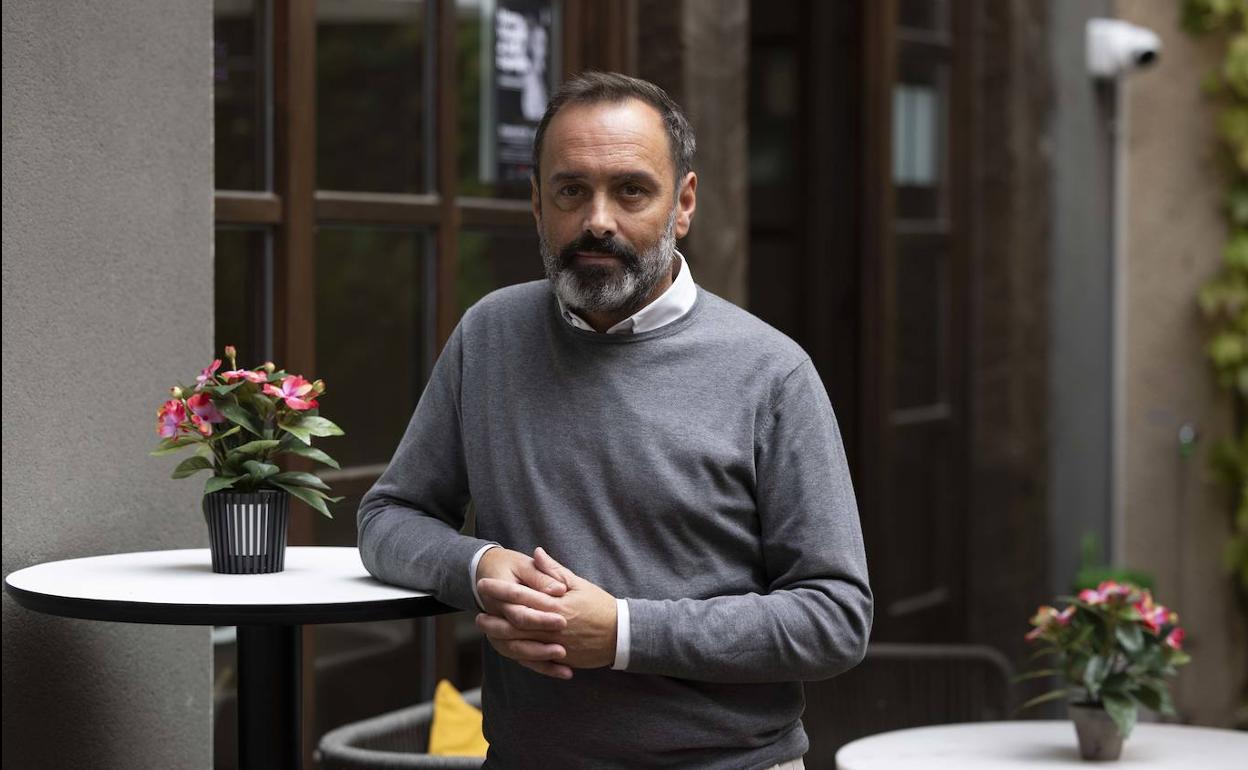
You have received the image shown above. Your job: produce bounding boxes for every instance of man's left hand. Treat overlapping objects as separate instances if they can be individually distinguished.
[476,547,618,675]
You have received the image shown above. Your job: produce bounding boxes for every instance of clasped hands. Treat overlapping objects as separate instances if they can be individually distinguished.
[474,546,617,680]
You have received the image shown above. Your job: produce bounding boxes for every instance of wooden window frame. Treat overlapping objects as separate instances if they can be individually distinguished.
[213,1,637,760]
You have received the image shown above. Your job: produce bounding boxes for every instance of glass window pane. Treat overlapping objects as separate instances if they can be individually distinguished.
[458,229,544,313]
[318,0,430,193]
[893,241,947,410]
[457,0,560,198]
[214,0,268,190]
[898,0,949,34]
[316,227,430,468]
[893,57,948,222]
[214,227,272,364]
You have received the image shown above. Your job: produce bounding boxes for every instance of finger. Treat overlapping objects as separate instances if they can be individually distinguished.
[517,560,568,596]
[477,577,564,612]
[484,634,566,662]
[517,659,574,680]
[476,612,562,640]
[534,547,577,586]
[500,601,567,631]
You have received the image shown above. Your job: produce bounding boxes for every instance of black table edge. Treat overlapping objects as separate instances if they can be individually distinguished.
[3,579,457,626]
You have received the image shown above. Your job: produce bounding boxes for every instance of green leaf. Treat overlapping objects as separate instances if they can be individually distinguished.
[242,460,279,481]
[204,475,241,494]
[1016,688,1072,714]
[211,382,244,396]
[171,455,214,479]
[278,420,313,445]
[1083,655,1110,699]
[1102,692,1137,738]
[1116,623,1144,654]
[149,437,200,456]
[281,443,341,469]
[212,425,242,441]
[220,402,263,437]
[1012,669,1060,683]
[286,415,344,438]
[273,481,335,519]
[1133,680,1175,715]
[234,439,281,455]
[271,471,331,491]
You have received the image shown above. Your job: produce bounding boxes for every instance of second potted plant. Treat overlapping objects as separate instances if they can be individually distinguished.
[1020,580,1190,761]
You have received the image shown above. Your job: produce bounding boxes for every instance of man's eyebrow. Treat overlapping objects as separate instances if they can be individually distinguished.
[547,170,663,187]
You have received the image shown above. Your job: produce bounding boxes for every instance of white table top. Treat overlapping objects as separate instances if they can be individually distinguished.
[4,547,450,625]
[835,721,1248,769]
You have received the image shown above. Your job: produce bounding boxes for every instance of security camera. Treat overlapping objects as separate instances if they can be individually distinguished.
[1087,19,1161,79]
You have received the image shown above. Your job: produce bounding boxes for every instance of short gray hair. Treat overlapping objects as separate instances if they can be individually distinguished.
[531,71,696,187]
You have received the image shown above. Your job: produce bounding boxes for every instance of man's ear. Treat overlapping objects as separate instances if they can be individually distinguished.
[674,172,697,239]
[531,174,542,225]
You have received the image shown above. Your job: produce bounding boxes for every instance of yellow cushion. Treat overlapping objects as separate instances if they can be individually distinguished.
[427,679,489,757]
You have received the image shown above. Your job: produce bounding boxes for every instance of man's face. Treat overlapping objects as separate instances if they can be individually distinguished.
[532,98,695,315]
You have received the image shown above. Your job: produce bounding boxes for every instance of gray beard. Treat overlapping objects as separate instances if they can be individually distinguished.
[540,208,677,316]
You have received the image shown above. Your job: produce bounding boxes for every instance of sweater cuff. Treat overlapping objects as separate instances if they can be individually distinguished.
[611,598,630,670]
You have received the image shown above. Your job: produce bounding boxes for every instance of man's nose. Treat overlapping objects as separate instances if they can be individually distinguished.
[583,193,616,240]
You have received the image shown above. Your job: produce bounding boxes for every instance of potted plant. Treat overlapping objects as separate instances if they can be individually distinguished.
[151,345,344,574]
[1020,580,1191,761]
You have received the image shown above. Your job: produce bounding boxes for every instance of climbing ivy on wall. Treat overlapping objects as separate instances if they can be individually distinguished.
[1182,0,1248,727]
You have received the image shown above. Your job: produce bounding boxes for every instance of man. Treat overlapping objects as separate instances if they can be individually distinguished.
[359,71,871,769]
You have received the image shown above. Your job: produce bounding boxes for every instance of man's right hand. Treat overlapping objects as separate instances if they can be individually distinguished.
[474,547,573,679]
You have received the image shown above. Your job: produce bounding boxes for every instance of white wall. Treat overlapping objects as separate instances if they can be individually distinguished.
[2,1,214,765]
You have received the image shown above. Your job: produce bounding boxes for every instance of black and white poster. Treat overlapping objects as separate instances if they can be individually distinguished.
[489,0,555,184]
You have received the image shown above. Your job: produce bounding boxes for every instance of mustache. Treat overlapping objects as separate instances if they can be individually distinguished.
[558,233,639,269]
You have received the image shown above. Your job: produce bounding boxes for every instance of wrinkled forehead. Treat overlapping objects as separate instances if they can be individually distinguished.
[539,98,674,182]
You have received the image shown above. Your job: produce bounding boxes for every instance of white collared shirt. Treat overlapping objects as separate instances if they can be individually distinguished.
[470,250,697,671]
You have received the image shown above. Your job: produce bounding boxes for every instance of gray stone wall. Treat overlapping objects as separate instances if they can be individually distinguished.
[2,1,214,766]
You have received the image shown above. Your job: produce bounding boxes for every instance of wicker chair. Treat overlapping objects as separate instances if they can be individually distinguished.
[315,688,485,770]
[805,642,1015,768]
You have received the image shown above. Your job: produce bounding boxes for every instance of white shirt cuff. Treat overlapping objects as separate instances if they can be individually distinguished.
[469,543,502,611]
[611,598,630,670]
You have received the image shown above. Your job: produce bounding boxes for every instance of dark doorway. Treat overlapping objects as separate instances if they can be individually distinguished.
[748,0,970,645]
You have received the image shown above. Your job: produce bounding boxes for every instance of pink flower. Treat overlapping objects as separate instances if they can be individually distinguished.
[1164,627,1185,650]
[186,392,226,424]
[221,368,268,384]
[1080,580,1134,606]
[196,359,222,390]
[263,375,319,411]
[1056,606,1076,625]
[190,413,213,437]
[156,399,185,438]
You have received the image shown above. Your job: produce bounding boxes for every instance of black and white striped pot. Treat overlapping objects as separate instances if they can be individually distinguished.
[202,489,290,574]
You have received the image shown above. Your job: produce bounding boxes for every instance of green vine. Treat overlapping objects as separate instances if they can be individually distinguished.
[1182,0,1248,728]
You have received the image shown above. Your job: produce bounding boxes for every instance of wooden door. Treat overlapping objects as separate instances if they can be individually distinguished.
[748,0,970,644]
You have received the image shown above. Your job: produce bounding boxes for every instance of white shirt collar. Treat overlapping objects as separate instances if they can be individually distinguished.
[557,250,697,334]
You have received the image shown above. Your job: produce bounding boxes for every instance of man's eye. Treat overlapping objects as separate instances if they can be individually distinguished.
[558,184,583,197]
[621,184,645,197]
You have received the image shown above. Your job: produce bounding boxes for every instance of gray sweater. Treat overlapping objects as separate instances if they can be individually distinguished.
[358,280,872,769]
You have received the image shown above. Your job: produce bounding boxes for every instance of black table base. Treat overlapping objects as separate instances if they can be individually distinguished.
[238,625,302,769]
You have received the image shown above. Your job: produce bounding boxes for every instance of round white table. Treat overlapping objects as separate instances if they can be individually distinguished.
[4,547,453,770]
[835,721,1248,769]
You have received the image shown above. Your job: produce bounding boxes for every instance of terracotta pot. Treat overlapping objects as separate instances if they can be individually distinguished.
[202,489,290,574]
[1068,703,1125,761]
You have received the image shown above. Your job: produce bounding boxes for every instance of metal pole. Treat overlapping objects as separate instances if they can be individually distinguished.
[237,624,302,769]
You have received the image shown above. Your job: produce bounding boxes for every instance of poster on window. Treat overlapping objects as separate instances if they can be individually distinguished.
[486,0,555,184]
